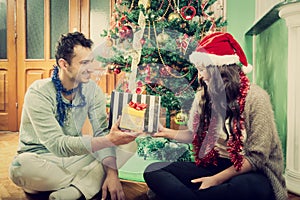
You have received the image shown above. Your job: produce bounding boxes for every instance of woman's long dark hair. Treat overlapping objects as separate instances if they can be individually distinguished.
[197,64,243,140]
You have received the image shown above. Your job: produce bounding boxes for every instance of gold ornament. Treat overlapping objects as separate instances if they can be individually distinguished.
[138,0,150,9]
[174,110,188,125]
[106,37,113,47]
[156,32,169,44]
[168,12,181,21]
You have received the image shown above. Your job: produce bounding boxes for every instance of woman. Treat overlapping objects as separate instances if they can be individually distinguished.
[143,32,287,200]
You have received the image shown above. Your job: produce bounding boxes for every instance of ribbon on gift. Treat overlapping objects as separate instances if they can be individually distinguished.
[128,101,147,111]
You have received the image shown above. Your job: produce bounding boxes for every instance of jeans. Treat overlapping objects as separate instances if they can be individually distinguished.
[143,159,274,200]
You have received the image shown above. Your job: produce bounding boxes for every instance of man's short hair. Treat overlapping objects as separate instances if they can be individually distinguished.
[55,32,93,65]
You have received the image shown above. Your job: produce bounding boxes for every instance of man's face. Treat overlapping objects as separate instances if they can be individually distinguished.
[68,45,95,83]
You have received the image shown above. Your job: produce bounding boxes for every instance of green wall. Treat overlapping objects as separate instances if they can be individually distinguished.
[226,1,288,160]
[255,20,288,158]
[226,0,255,81]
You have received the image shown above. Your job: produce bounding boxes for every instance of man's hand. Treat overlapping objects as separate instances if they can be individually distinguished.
[101,169,125,200]
[106,117,141,146]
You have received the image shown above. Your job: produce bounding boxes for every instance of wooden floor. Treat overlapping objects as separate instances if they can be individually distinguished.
[0,131,299,200]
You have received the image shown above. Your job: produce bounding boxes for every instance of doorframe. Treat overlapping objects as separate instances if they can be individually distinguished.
[7,0,18,131]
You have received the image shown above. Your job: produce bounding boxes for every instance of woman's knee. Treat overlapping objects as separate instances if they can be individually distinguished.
[228,173,273,200]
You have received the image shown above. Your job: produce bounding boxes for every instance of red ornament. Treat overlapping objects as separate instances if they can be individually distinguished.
[140,38,146,46]
[180,6,196,21]
[120,16,127,25]
[119,25,133,40]
[160,66,169,76]
[113,68,121,74]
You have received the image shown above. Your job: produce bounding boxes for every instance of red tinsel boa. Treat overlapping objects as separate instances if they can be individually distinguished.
[192,71,250,171]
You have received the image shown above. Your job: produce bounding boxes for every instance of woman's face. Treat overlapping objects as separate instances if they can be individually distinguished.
[197,66,210,82]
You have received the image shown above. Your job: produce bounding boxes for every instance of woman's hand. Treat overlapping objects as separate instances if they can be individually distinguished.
[152,123,193,143]
[191,176,221,190]
[152,123,172,138]
[191,159,253,190]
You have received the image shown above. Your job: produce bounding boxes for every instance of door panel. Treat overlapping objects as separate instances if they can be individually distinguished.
[0,68,9,129]
[16,0,69,128]
[0,0,17,131]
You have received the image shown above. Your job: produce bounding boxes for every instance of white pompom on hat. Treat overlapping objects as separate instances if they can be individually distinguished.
[189,32,253,73]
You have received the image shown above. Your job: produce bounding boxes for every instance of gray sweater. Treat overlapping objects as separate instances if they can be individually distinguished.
[243,84,287,200]
[17,78,115,161]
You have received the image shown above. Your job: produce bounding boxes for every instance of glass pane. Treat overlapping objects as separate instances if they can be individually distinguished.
[50,0,69,59]
[26,0,44,59]
[90,0,110,46]
[0,0,7,59]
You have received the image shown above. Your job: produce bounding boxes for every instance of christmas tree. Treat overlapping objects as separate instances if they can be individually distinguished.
[97,0,227,161]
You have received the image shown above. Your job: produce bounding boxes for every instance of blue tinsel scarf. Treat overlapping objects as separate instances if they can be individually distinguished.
[52,66,86,126]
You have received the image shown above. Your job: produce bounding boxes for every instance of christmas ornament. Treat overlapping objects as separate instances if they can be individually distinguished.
[191,15,200,23]
[156,32,169,45]
[140,38,146,46]
[159,66,169,76]
[138,0,150,9]
[106,37,113,47]
[119,25,133,40]
[113,67,121,74]
[107,64,115,73]
[120,16,128,25]
[174,110,188,125]
[135,85,146,94]
[180,22,187,29]
[180,6,196,21]
[176,34,192,55]
[168,12,181,21]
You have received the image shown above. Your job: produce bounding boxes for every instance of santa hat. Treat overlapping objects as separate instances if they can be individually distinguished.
[189,32,253,73]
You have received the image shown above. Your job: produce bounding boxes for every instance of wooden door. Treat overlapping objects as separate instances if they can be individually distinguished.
[15,0,118,131]
[16,0,76,128]
[0,0,17,131]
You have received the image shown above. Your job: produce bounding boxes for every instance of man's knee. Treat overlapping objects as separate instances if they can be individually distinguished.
[9,153,44,186]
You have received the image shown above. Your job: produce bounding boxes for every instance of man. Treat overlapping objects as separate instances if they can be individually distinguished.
[9,32,138,200]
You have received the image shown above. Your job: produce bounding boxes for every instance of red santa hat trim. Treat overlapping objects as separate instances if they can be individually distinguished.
[189,32,252,73]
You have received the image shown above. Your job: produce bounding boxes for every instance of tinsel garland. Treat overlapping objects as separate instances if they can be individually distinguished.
[192,71,250,171]
[192,114,219,167]
[227,71,250,170]
[52,66,86,126]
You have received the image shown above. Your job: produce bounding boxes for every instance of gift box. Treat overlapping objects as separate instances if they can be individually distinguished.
[108,91,161,133]
[119,101,147,131]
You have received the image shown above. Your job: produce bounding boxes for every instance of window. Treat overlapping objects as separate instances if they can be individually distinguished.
[50,0,69,59]
[0,0,7,59]
[26,0,45,59]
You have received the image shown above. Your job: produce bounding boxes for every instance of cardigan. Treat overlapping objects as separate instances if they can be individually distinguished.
[188,84,288,200]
